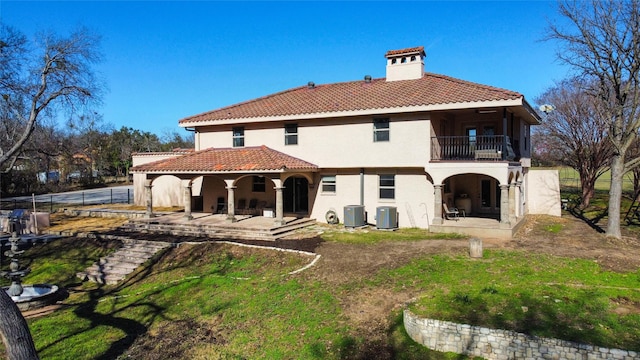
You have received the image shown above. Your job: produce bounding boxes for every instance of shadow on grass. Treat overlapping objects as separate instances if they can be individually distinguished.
[32,244,178,359]
[321,311,478,360]
[568,207,606,233]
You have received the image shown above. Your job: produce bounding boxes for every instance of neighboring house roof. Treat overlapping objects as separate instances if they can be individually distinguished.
[179,72,530,126]
[130,146,318,174]
[131,149,194,157]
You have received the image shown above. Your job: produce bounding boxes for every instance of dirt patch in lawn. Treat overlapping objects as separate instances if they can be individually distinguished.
[43,212,640,358]
[289,215,640,357]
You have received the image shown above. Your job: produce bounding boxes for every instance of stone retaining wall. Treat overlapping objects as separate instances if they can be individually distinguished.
[404,309,638,360]
[62,208,149,219]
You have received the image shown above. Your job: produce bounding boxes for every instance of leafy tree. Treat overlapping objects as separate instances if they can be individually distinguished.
[547,0,640,238]
[104,127,162,182]
[536,78,614,208]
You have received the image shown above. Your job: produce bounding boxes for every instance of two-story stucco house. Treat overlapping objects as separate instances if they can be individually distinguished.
[131,46,560,239]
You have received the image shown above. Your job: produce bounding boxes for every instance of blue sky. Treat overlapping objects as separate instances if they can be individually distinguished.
[1,1,570,135]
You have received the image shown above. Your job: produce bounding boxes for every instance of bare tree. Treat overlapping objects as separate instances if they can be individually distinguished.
[0,25,102,359]
[547,0,640,238]
[536,78,614,208]
[0,25,102,173]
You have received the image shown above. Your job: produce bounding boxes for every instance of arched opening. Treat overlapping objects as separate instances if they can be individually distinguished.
[443,173,501,218]
[283,176,309,214]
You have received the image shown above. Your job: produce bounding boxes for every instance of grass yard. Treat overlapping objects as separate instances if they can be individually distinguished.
[1,212,639,359]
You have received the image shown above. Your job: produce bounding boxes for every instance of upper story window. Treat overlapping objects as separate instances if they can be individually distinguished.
[379,174,395,199]
[285,124,298,145]
[232,127,244,147]
[252,176,265,192]
[321,175,336,193]
[373,118,390,142]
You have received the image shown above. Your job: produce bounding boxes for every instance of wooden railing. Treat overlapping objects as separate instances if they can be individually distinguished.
[431,135,515,161]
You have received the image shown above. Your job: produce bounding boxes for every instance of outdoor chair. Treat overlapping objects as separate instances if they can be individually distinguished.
[215,197,226,214]
[443,203,464,221]
[237,199,247,215]
[248,199,258,215]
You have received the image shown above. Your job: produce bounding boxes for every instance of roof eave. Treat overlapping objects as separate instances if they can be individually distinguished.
[130,168,317,175]
[178,99,526,127]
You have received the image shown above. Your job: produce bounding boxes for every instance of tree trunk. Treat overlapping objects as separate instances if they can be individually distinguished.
[579,169,597,208]
[0,291,39,360]
[606,154,625,239]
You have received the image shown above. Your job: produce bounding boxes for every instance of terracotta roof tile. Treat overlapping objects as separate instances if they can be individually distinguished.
[179,73,523,125]
[385,46,425,57]
[130,146,317,173]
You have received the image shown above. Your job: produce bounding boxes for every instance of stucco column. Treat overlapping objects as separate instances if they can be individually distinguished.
[226,185,237,223]
[274,185,285,226]
[433,184,443,225]
[144,179,154,218]
[499,184,510,228]
[517,180,524,217]
[508,182,516,224]
[183,181,193,220]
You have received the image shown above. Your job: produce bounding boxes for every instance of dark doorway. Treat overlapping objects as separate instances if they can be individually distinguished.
[283,177,309,213]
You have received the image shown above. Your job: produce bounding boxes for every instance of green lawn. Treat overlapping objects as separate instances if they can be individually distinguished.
[0,223,637,359]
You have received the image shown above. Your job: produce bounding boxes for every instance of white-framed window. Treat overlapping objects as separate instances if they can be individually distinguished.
[379,174,395,199]
[233,127,244,147]
[252,176,265,192]
[321,175,336,193]
[285,124,298,145]
[373,118,389,142]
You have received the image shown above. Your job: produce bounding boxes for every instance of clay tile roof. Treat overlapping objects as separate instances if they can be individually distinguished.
[384,46,425,57]
[130,146,318,174]
[179,72,523,125]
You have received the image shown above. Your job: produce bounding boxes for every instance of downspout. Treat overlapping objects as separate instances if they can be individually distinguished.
[360,168,364,206]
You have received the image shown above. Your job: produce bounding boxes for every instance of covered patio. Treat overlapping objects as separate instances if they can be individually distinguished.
[130,146,318,229]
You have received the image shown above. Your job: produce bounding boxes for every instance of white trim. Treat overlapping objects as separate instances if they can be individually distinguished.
[179,99,526,127]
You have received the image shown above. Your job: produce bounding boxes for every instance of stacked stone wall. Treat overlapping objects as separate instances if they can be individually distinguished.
[404,309,638,360]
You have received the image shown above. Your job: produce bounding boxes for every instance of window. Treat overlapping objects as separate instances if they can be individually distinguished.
[379,174,395,199]
[285,124,298,145]
[232,127,244,147]
[252,176,265,192]
[321,175,336,193]
[373,118,389,142]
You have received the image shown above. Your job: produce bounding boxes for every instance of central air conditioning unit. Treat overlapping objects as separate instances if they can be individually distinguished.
[343,205,366,228]
[376,206,398,230]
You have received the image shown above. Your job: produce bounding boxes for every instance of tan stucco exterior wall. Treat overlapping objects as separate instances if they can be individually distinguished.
[526,169,561,216]
[196,115,431,168]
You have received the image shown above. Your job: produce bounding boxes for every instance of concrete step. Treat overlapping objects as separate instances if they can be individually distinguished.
[86,262,139,273]
[120,217,316,240]
[78,238,170,285]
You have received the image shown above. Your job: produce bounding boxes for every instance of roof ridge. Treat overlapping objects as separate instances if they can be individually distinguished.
[179,87,308,123]
[179,72,527,125]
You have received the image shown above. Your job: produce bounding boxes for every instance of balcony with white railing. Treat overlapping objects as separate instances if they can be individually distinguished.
[430,135,516,161]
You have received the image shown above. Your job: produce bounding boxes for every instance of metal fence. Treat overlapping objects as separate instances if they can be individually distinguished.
[0,187,133,213]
